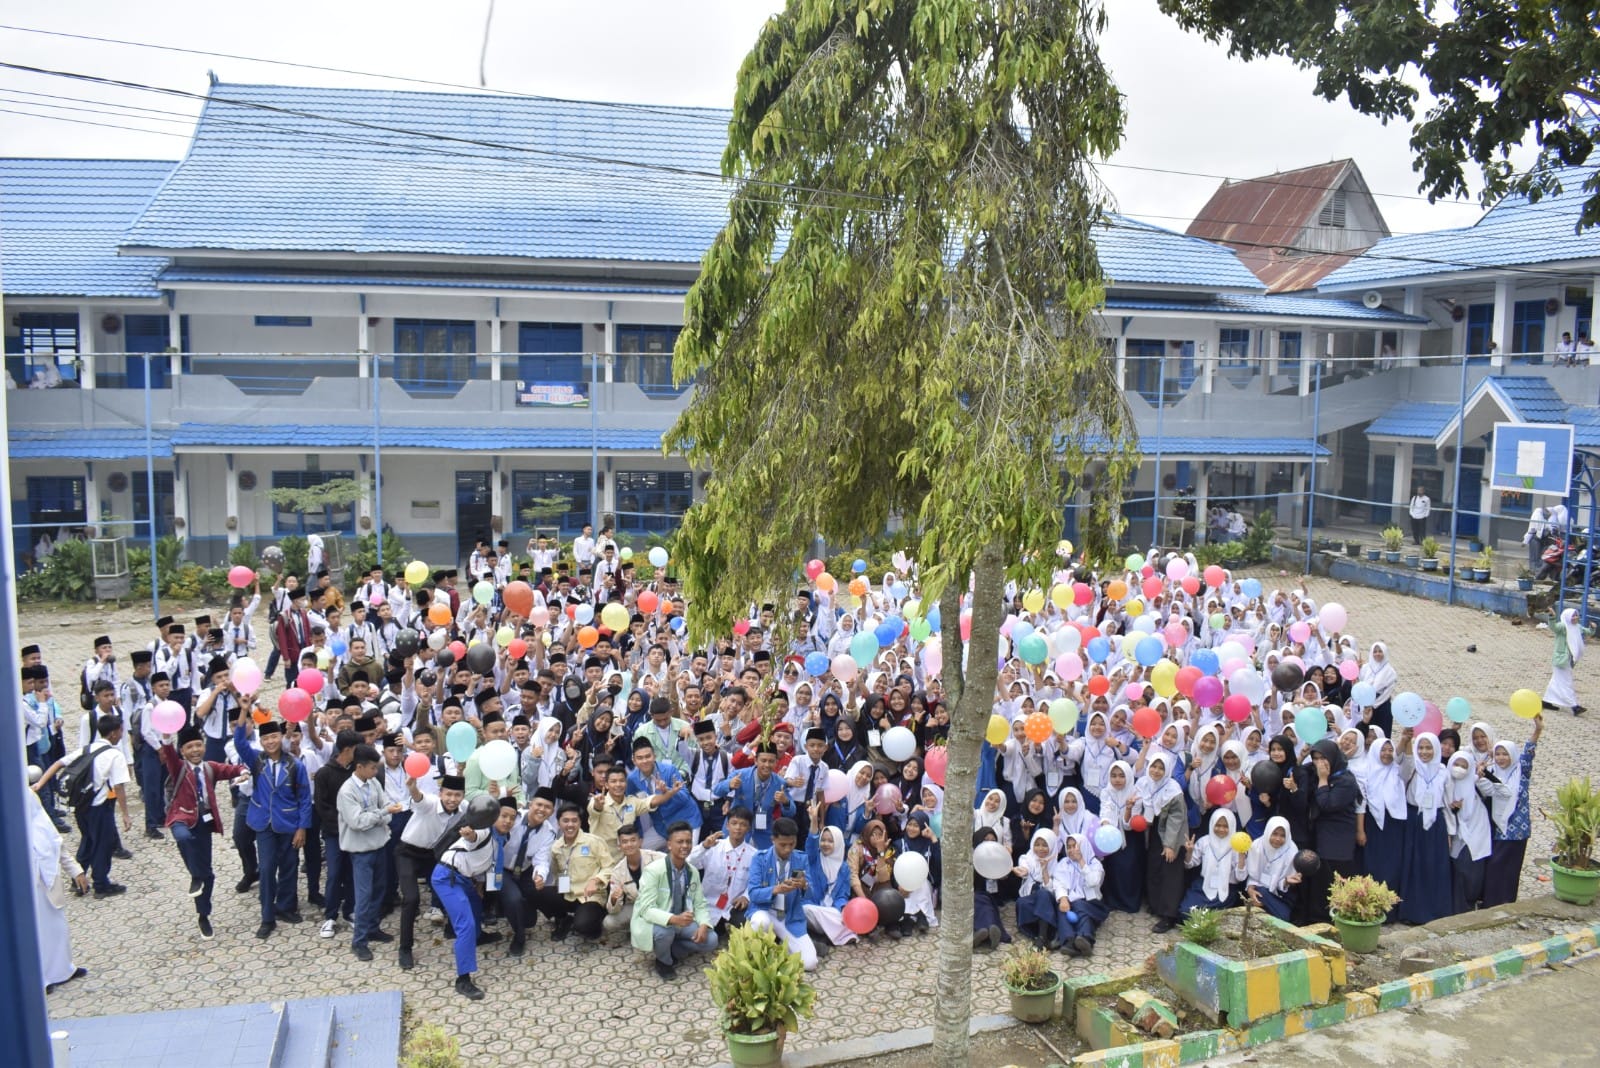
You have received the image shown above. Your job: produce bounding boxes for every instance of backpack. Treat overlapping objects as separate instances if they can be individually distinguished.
[78,673,93,712]
[61,743,108,811]
[431,811,471,865]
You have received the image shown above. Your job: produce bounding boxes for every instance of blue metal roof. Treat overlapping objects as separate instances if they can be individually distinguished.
[1366,401,1457,440]
[169,423,664,451]
[9,427,173,459]
[1319,161,1600,290]
[1483,375,1568,423]
[0,159,174,297]
[1103,292,1427,324]
[1096,217,1265,292]
[1566,406,1600,448]
[157,266,690,295]
[1134,435,1329,458]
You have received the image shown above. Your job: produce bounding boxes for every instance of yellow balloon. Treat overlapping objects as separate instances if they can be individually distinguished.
[600,602,630,631]
[1050,583,1072,609]
[404,560,429,585]
[903,598,921,619]
[1125,599,1145,618]
[986,714,1010,746]
[1231,831,1252,855]
[1022,589,1045,614]
[1509,688,1542,719]
[1150,659,1179,698]
[1057,539,1074,557]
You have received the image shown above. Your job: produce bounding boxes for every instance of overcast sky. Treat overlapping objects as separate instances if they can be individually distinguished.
[0,0,1494,236]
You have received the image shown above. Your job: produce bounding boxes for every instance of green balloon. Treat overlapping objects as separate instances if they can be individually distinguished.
[910,618,932,641]
[1048,698,1079,734]
[1018,633,1049,665]
[1210,613,1226,631]
[1124,553,1145,571]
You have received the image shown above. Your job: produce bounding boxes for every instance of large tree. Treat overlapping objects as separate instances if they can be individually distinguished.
[666,1,1137,1063]
[1158,0,1600,228]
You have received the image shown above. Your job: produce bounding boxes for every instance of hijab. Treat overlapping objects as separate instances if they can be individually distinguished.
[1564,608,1587,663]
[1446,753,1493,861]
[1135,754,1182,818]
[819,825,847,883]
[1407,731,1448,829]
[1362,735,1407,828]
[921,783,945,814]
[1486,740,1523,835]
[1246,815,1297,894]
[1056,787,1096,839]
[1196,809,1241,903]
[1100,760,1136,830]
[845,760,875,812]
[1055,833,1096,900]
[974,788,1010,833]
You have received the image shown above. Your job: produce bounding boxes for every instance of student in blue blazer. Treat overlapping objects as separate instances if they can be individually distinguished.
[746,817,818,970]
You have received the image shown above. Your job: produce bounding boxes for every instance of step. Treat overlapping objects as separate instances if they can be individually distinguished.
[324,991,403,1068]
[55,1001,285,1067]
[272,998,336,1068]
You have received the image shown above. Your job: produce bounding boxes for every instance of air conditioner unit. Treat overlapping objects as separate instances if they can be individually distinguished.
[1362,291,1384,309]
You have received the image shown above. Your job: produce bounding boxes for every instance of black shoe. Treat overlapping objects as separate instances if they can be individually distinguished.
[94,883,127,898]
[113,847,133,861]
[915,914,930,931]
[1153,919,1176,934]
[308,892,325,908]
[1575,705,1587,717]
[478,930,503,945]
[550,919,570,942]
[655,960,678,980]
[236,875,258,893]
[255,922,276,940]
[455,975,484,1000]
[398,949,414,970]
[886,925,903,940]
[277,910,304,924]
[145,828,164,840]
[188,876,205,898]
[367,929,393,943]
[973,928,989,949]
[508,938,525,957]
[198,916,214,940]
[988,925,1004,950]
[353,943,373,961]
[1075,935,1093,956]
[813,939,831,959]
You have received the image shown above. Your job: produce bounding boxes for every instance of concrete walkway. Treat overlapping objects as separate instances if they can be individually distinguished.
[1211,952,1600,1066]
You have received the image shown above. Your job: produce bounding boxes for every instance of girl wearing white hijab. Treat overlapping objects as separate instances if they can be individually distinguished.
[1445,751,1492,914]
[1048,832,1108,956]
[1245,816,1301,921]
[1477,714,1543,906]
[1398,731,1452,924]
[1360,641,1399,735]
[1542,607,1595,715]
[802,821,859,946]
[1179,808,1246,917]
[1099,759,1143,913]
[1359,731,1407,907]
[1136,753,1188,932]
[1014,828,1060,946]
[28,786,88,990]
[842,760,876,839]
[974,788,1012,852]
[1055,786,1097,842]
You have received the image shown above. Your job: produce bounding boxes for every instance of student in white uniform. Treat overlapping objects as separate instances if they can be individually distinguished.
[689,807,757,930]
[26,784,88,992]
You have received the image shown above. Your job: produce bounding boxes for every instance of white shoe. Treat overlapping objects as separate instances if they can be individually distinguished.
[320,919,337,939]
[427,908,444,924]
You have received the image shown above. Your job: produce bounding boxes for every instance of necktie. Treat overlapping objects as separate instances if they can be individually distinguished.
[703,756,715,792]
[805,763,818,802]
[193,763,207,817]
[774,860,788,916]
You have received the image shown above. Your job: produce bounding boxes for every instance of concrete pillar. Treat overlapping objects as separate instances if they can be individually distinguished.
[491,457,504,532]
[489,318,503,382]
[1115,335,1127,391]
[78,304,96,389]
[1201,337,1215,394]
[1401,288,1422,365]
[357,311,370,378]
[84,462,101,531]
[1193,464,1209,545]
[1390,445,1412,530]
[1491,277,1512,366]
[172,458,190,549]
[167,307,182,381]
[225,454,240,549]
[1298,334,1313,396]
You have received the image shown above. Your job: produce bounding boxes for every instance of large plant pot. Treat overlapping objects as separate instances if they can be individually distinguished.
[1551,859,1600,906]
[1006,971,1062,1024]
[725,1028,784,1068]
[1422,558,1440,571]
[1330,912,1384,953]
[1345,545,1361,558]
[1366,549,1381,562]
[1384,551,1402,563]
[1518,577,1533,591]
[1472,568,1491,582]
[1404,554,1420,568]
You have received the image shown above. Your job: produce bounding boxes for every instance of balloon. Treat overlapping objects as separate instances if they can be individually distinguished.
[850,631,881,668]
[959,612,973,642]
[1162,622,1186,648]
[574,603,594,626]
[1510,688,1542,719]
[1125,599,1145,619]
[229,657,262,694]
[446,721,479,763]
[1017,634,1049,665]
[1392,691,1426,728]
[472,580,494,606]
[849,577,869,598]
[449,640,467,661]
[1350,681,1377,707]
[1338,658,1361,682]
[464,793,500,831]
[973,841,1014,880]
[1124,554,1145,572]
[1294,706,1329,743]
[1193,676,1224,708]
[1045,698,1078,735]
[404,560,430,586]
[577,626,599,649]
[1086,636,1111,663]
[1250,760,1282,795]
[732,619,751,637]
[1216,641,1247,666]
[1024,712,1053,744]
[466,644,497,674]
[1087,675,1111,697]
[434,649,455,670]
[277,689,311,724]
[1214,693,1247,722]
[851,558,867,574]
[815,572,837,593]
[842,897,879,935]
[1093,824,1125,855]
[1142,576,1164,600]
[824,769,851,803]
[495,626,515,648]
[1009,618,1031,642]
[291,669,324,698]
[316,649,333,669]
[871,885,906,927]
[1202,565,1226,588]
[1181,575,1201,596]
[427,628,449,651]
[1319,603,1348,633]
[1288,621,1311,644]
[1132,706,1162,739]
[1106,579,1128,601]
[151,699,187,734]
[1176,665,1203,698]
[1293,849,1321,876]
[910,618,933,641]
[803,651,830,677]
[1230,831,1252,855]
[1073,582,1094,606]
[922,643,943,677]
[635,590,660,615]
[882,726,917,762]
[1051,584,1072,609]
[601,603,630,631]
[1131,636,1161,667]
[404,752,431,779]
[986,714,1010,745]
[1125,682,1146,704]
[619,546,633,561]
[1190,649,1220,676]
[227,564,255,589]
[1211,613,1227,632]
[1205,775,1238,807]
[1129,815,1149,833]
[1271,663,1304,693]
[648,546,669,568]
[528,605,550,628]
[1418,701,1445,738]
[329,637,348,657]
[1445,697,1473,724]
[1022,588,1045,613]
[894,852,930,892]
[1165,558,1188,582]
[502,581,534,617]
[873,784,903,815]
[875,620,903,647]
[805,558,825,580]
[1150,659,1179,698]
[831,654,858,682]
[428,603,452,626]
[395,629,420,656]
[477,738,517,780]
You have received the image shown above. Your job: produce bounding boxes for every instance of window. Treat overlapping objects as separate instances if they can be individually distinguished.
[394,319,476,393]
[517,322,586,391]
[1577,298,1593,344]
[1317,189,1347,229]
[614,471,692,533]
[1511,300,1546,357]
[253,316,313,327]
[1218,328,1250,368]
[615,324,686,396]
[270,470,356,536]
[1206,462,1255,500]
[26,476,87,526]
[511,470,591,534]
[1127,339,1165,404]
[18,312,79,353]
[132,472,176,537]
[1277,331,1302,376]
[1465,304,1495,357]
[1499,490,1532,518]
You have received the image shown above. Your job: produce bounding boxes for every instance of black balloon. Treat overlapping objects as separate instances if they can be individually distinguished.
[1271,663,1304,693]
[434,649,456,670]
[1293,849,1321,876]
[871,886,906,928]
[1250,759,1282,796]
[395,628,420,656]
[465,643,497,674]
[464,793,500,830]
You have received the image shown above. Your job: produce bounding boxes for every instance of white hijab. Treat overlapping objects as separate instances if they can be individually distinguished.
[1563,608,1586,663]
[1100,760,1136,831]
[1247,815,1296,894]
[974,788,1010,833]
[1056,787,1096,839]
[1362,736,1407,829]
[845,760,875,812]
[1446,753,1493,861]
[819,825,847,883]
[1135,754,1182,818]
[1487,740,1523,835]
[1407,732,1448,829]
[1195,809,1242,903]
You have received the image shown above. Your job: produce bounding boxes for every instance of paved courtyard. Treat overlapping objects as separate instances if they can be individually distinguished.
[25,573,1586,1063]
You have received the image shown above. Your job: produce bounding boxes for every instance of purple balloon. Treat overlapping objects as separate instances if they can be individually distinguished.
[1192,675,1224,708]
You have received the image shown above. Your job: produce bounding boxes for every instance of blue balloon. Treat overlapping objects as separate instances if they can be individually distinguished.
[1066,911,1080,924]
[1134,636,1163,667]
[669,616,686,632]
[890,583,907,600]
[1294,706,1329,744]
[1392,691,1427,728]
[804,651,830,677]
[852,558,868,574]
[875,621,901,646]
[883,615,905,637]
[1087,636,1111,662]
[1093,823,1125,855]
[330,637,348,656]
[1190,649,1220,676]
[1012,620,1035,643]
[926,605,941,633]
[446,721,479,764]
[1240,578,1262,598]
[1350,681,1377,707]
[850,631,881,668]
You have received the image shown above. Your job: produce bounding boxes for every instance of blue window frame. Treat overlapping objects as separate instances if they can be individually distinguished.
[394,319,476,394]
[1511,300,1546,358]
[1465,304,1495,358]
[122,314,190,389]
[1218,328,1250,368]
[132,471,176,536]
[1278,331,1302,377]
[615,324,685,395]
[512,470,591,534]
[253,316,313,327]
[1127,339,1166,404]
[1577,298,1593,343]
[517,322,586,390]
[270,470,356,536]
[26,476,87,525]
[10,312,80,385]
[614,470,692,533]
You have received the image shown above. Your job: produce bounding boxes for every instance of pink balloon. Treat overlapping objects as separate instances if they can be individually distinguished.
[831,654,858,682]
[1418,701,1444,738]
[959,612,973,642]
[230,660,263,694]
[151,699,187,734]
[1288,621,1311,644]
[1163,622,1187,647]
[1339,658,1360,681]
[1221,658,1248,678]
[923,748,947,787]
[1124,682,1145,703]
[529,605,551,627]
[279,688,312,723]
[1055,653,1083,681]
[842,897,879,935]
[733,619,751,636]
[1282,654,1305,671]
[805,559,825,581]
[297,668,326,696]
[922,644,943,677]
[1223,694,1253,722]
[404,752,431,779]
[1165,558,1189,581]
[824,768,850,802]
[1235,633,1256,656]
[874,784,903,815]
[1193,676,1224,707]
[1203,565,1226,588]
[999,615,1017,638]
[1319,603,1349,633]
[227,565,255,588]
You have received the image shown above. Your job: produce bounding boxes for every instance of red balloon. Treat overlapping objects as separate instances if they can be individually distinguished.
[1073,582,1093,607]
[449,641,467,661]
[1203,565,1226,588]
[565,604,578,620]
[637,590,660,614]
[1205,775,1238,808]
[1180,575,1201,596]
[503,580,535,618]
[805,558,825,581]
[842,896,879,935]
[733,619,751,636]
[960,612,973,642]
[1141,576,1163,600]
[279,688,312,723]
[507,639,528,659]
[1223,694,1253,723]
[1141,565,1155,578]
[924,747,948,787]
[297,668,326,696]
[1129,815,1149,833]
[404,752,431,779]
[1175,665,1202,697]
[1131,706,1162,739]
[1087,675,1111,697]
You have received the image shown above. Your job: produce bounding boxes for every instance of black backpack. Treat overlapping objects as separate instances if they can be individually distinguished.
[61,743,108,810]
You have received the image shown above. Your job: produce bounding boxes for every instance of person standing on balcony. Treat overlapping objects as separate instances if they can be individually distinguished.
[1557,332,1578,366]
[1408,487,1431,545]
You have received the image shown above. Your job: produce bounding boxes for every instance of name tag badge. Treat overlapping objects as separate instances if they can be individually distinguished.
[558,875,572,894]
[868,730,882,748]
[486,870,500,892]
[199,807,213,823]
[622,803,635,819]
[755,813,768,831]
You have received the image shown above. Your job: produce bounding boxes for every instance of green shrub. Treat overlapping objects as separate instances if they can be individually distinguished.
[277,535,308,578]
[400,1023,461,1068]
[344,531,412,589]
[227,542,258,567]
[19,539,94,601]
[1180,908,1222,946]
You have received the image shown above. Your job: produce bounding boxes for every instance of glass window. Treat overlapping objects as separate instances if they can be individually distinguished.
[511,470,591,535]
[1127,339,1165,404]
[1465,304,1495,357]
[270,470,356,536]
[616,324,686,396]
[1218,328,1250,368]
[131,471,176,537]
[18,312,79,354]
[614,471,692,534]
[394,319,476,394]
[253,316,313,327]
[1511,300,1546,357]
[1277,331,1302,376]
[26,476,87,526]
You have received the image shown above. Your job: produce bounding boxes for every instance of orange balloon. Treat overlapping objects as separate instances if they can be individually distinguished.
[428,602,452,626]
[1106,579,1128,601]
[503,580,534,617]
[848,577,867,597]
[252,706,271,725]
[815,573,837,593]
[1024,711,1053,744]
[577,625,599,648]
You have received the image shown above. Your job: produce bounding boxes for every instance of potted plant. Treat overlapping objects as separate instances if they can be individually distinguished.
[708,924,817,1066]
[1517,566,1535,592]
[1366,544,1381,562]
[1327,873,1400,953]
[1472,546,1494,582]
[1545,776,1600,906]
[1000,945,1062,1024]
[1420,536,1439,571]
[1381,525,1405,563]
[1345,540,1361,559]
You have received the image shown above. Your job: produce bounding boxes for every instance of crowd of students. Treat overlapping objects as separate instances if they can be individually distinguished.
[21,529,1547,1001]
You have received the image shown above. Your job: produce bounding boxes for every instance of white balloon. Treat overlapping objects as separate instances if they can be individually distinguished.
[1215,641,1247,667]
[1053,627,1082,655]
[574,603,594,625]
[428,629,448,650]
[1130,615,1157,635]
[881,726,916,762]
[973,841,1014,881]
[893,852,929,893]
[477,738,517,780]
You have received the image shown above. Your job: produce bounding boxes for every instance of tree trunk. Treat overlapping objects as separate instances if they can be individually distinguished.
[932,538,1008,1067]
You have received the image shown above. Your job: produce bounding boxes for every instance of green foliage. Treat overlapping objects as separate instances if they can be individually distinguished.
[227,543,258,567]
[1192,541,1245,568]
[277,535,309,579]
[399,1023,462,1068]
[266,476,368,513]
[1421,536,1440,560]
[1240,511,1276,562]
[1179,907,1222,946]
[825,533,917,586]
[155,535,186,578]
[345,531,413,589]
[1327,873,1401,923]
[998,945,1057,991]
[518,494,572,528]
[19,539,94,601]
[1544,776,1600,870]
[1157,0,1600,229]
[1381,526,1405,552]
[708,923,817,1035]
[1475,545,1495,571]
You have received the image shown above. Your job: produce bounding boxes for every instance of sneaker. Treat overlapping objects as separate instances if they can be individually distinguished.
[235,875,258,893]
[398,948,414,970]
[508,938,525,957]
[1075,935,1094,957]
[654,960,678,981]
[255,922,276,940]
[813,939,831,959]
[308,892,326,908]
[189,876,205,898]
[93,884,127,899]
[352,944,373,962]
[113,847,133,861]
[427,907,444,924]
[455,975,484,1000]
[1575,705,1587,717]
[367,929,394,944]
[987,925,1004,950]
[198,916,214,940]
[277,910,304,925]
[320,919,337,939]
[973,928,989,949]
[477,930,503,945]
[144,828,164,840]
